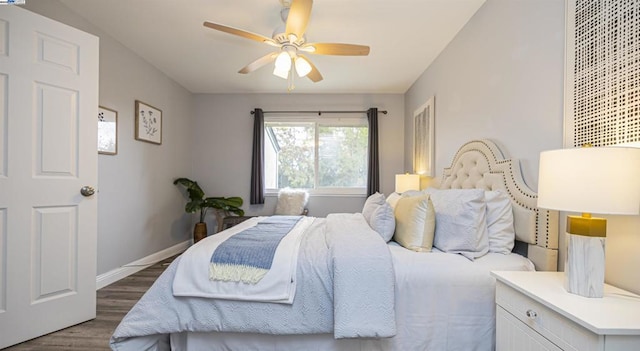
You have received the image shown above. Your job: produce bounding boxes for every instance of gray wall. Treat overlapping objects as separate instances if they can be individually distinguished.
[191,93,405,229]
[24,1,194,275]
[603,215,640,294]
[405,0,565,191]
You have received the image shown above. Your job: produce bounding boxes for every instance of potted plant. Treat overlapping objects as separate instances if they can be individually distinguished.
[173,177,244,243]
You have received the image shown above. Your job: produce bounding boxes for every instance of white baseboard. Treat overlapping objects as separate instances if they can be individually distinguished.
[96,240,190,290]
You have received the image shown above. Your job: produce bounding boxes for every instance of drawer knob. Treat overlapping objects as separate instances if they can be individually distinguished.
[526,309,538,319]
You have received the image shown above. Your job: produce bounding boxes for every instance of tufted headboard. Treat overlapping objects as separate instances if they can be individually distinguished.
[440,139,558,271]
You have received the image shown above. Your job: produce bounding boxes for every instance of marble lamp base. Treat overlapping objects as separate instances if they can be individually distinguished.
[564,232,605,298]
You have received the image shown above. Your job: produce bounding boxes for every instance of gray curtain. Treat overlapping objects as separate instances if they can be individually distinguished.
[367,108,380,196]
[250,108,265,204]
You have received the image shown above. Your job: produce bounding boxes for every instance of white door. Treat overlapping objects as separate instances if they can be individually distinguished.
[0,6,98,348]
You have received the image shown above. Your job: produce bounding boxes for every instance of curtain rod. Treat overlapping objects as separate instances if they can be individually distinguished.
[250,110,387,116]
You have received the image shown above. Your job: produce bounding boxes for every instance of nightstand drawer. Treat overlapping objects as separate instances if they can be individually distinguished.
[497,306,562,351]
[496,281,601,351]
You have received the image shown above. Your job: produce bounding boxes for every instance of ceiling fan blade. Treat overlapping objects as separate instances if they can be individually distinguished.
[285,0,313,41]
[299,54,323,82]
[238,52,278,74]
[203,21,276,45]
[304,43,370,56]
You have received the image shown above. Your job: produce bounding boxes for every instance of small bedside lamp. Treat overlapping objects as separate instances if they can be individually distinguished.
[537,146,640,298]
[395,174,420,193]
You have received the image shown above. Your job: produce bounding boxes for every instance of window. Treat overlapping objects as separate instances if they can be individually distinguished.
[264,117,368,195]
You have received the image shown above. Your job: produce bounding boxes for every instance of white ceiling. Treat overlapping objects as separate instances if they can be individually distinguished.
[59,0,485,94]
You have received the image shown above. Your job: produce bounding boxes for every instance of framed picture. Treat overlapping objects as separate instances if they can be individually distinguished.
[413,96,435,177]
[98,106,118,155]
[135,100,162,145]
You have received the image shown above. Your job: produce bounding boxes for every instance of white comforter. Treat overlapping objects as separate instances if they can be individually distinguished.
[110,213,396,351]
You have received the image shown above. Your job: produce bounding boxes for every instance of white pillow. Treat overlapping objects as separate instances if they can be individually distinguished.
[424,188,489,260]
[392,194,435,252]
[362,192,396,242]
[274,188,309,215]
[485,190,515,254]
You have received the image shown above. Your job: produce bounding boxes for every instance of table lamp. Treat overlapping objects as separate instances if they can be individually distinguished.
[537,146,640,297]
[395,174,420,193]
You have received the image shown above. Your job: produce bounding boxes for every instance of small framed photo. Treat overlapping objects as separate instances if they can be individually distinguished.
[98,106,118,155]
[413,96,435,177]
[135,100,162,145]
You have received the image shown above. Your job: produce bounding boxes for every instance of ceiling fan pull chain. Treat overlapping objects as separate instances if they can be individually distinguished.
[287,70,295,92]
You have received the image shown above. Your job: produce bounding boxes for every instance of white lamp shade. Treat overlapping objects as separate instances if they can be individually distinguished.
[273,66,289,79]
[294,56,312,77]
[537,147,640,215]
[274,51,291,70]
[395,174,420,193]
[273,51,291,79]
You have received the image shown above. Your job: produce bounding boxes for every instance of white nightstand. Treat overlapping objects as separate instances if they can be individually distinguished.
[492,271,640,351]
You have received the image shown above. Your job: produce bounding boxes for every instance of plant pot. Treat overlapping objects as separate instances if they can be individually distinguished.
[193,222,207,243]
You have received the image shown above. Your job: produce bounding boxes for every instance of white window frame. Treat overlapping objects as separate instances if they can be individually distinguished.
[264,115,368,196]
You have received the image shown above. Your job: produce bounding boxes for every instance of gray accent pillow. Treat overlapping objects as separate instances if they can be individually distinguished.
[362,192,396,242]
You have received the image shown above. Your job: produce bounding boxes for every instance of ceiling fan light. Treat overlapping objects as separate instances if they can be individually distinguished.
[273,66,289,79]
[294,56,312,77]
[274,51,292,70]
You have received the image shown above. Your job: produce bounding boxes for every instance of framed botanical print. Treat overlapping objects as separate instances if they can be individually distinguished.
[135,100,162,145]
[98,106,118,155]
[413,96,435,177]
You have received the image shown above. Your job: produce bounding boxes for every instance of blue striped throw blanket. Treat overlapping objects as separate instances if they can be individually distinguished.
[210,216,302,284]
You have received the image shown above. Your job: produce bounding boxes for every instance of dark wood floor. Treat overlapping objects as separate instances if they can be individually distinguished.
[3,255,177,351]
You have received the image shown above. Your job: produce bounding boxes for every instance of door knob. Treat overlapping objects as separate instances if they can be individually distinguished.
[80,186,96,197]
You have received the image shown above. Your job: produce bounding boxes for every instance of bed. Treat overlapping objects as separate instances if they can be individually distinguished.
[110,139,558,351]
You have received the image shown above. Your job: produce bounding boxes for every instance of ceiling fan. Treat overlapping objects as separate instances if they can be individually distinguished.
[203,0,370,90]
